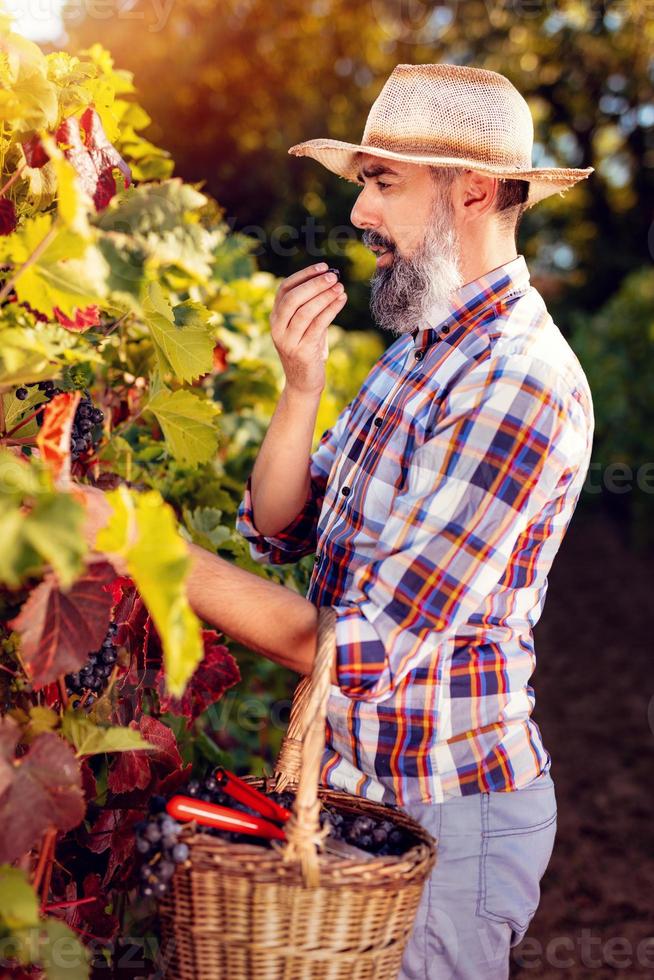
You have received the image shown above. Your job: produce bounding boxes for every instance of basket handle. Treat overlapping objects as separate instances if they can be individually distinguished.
[273,605,336,886]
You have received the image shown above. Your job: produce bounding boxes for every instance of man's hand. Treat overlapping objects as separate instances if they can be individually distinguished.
[270,264,347,395]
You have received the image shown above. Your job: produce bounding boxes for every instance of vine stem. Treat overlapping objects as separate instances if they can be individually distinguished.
[5,405,43,438]
[32,827,57,894]
[0,219,60,306]
[0,162,27,198]
[42,896,96,913]
[41,835,56,906]
[58,677,69,709]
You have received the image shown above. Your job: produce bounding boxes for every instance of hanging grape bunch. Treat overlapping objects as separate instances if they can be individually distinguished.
[14,381,105,460]
[65,621,119,708]
[70,391,105,461]
[134,771,415,899]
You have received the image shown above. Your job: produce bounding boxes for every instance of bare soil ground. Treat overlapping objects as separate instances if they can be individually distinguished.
[509,508,654,980]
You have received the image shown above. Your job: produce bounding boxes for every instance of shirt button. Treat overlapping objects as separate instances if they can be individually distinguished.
[341,486,350,497]
[314,552,321,562]
[414,350,424,360]
[373,417,383,427]
[441,325,450,334]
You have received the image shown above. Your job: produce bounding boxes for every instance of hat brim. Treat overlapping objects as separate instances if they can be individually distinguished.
[288,138,594,209]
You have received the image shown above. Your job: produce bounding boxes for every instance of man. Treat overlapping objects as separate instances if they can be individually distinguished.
[85,64,594,978]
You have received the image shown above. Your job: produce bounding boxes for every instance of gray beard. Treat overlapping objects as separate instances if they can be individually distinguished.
[368,193,464,338]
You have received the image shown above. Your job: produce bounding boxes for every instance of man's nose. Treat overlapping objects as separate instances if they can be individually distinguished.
[350,187,381,230]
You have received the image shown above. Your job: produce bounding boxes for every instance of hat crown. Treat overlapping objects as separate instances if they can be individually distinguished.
[361,63,534,171]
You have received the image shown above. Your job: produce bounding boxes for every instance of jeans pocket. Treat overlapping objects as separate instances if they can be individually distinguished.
[477,784,557,939]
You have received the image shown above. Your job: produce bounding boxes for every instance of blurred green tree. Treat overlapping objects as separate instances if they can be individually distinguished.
[63,0,653,333]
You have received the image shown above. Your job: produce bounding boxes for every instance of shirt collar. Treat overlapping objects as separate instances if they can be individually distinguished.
[410,253,531,349]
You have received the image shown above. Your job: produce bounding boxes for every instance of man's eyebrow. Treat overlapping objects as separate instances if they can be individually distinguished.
[355,163,402,182]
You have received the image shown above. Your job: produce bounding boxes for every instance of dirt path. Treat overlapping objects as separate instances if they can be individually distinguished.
[509,508,653,980]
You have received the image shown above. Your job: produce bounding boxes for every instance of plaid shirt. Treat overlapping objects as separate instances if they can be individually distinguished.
[236,255,594,804]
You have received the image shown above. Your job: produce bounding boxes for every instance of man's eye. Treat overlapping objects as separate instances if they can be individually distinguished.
[376,181,390,191]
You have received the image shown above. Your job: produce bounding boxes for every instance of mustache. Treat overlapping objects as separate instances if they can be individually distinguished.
[362,234,394,252]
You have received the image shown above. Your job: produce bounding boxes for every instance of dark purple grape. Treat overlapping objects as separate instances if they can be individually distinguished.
[144,823,161,844]
[172,843,189,863]
[158,861,175,881]
[15,387,28,400]
[150,795,167,814]
[64,622,118,705]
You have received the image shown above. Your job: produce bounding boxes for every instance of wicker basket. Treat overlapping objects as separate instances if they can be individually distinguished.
[159,607,437,979]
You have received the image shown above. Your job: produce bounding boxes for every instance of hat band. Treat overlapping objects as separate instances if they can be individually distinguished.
[360,131,532,170]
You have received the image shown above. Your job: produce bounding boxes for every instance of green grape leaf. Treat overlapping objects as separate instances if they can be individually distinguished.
[0,323,103,388]
[0,866,39,931]
[147,388,220,464]
[61,711,153,757]
[92,178,218,281]
[34,918,90,980]
[0,452,86,589]
[141,281,215,382]
[182,506,232,550]
[0,30,58,132]
[0,213,110,318]
[95,486,203,696]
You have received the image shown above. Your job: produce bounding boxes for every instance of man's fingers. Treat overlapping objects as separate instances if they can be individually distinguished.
[273,269,340,335]
[275,264,330,301]
[298,292,347,347]
[285,284,345,347]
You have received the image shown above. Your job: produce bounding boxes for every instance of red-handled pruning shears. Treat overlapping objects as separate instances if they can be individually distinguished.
[167,766,290,842]
[166,765,374,860]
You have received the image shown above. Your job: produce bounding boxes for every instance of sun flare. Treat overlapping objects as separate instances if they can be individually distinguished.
[6,0,66,42]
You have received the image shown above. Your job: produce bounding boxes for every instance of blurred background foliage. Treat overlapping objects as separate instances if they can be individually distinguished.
[60,0,654,546]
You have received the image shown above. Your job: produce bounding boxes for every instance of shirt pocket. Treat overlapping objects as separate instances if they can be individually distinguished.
[477,776,557,936]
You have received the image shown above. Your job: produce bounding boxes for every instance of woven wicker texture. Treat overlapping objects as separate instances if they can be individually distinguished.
[288,63,594,208]
[158,607,437,979]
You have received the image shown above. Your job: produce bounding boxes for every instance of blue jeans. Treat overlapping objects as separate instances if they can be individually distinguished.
[398,771,557,980]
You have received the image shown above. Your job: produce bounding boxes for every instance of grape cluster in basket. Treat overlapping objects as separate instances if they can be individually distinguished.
[135,772,415,899]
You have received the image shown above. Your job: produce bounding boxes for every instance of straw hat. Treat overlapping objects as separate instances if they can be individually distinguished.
[288,63,594,209]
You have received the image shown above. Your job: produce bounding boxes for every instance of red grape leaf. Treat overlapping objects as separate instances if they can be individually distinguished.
[0,197,17,235]
[106,714,182,798]
[0,728,85,864]
[106,739,151,795]
[155,762,193,799]
[22,133,50,168]
[156,630,240,722]
[9,561,117,689]
[105,574,133,607]
[80,759,97,804]
[134,714,182,770]
[56,107,131,211]
[35,390,80,487]
[64,873,119,942]
[83,807,142,885]
[53,304,101,332]
[0,717,20,797]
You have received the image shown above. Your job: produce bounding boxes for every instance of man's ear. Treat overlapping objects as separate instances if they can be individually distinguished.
[456,170,498,219]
